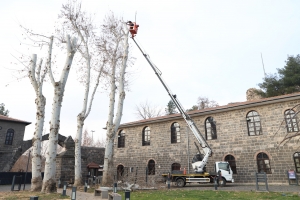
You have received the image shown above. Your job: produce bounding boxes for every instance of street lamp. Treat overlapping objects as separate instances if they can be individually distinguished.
[91,130,95,141]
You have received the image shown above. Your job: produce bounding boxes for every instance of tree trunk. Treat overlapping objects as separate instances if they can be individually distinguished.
[42,35,76,193]
[29,52,49,192]
[31,94,45,191]
[102,137,115,185]
[102,29,129,185]
[74,114,84,186]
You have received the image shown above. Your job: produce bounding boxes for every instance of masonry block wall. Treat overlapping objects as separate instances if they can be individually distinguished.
[113,94,300,184]
[55,137,105,184]
[0,119,29,172]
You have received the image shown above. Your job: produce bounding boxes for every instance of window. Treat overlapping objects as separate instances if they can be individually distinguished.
[171,122,180,143]
[5,128,14,145]
[294,152,300,173]
[246,111,262,136]
[284,109,299,132]
[205,117,217,140]
[171,163,181,171]
[257,152,271,174]
[147,160,155,175]
[224,155,237,174]
[117,130,125,148]
[142,127,150,146]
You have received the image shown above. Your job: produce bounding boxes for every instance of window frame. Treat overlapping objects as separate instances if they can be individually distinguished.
[142,126,150,146]
[257,152,271,174]
[224,155,237,174]
[246,111,262,136]
[284,109,299,133]
[117,130,125,148]
[293,152,300,173]
[205,117,217,140]
[171,122,180,143]
[5,128,14,145]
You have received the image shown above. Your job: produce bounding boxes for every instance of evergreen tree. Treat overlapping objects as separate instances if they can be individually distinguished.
[257,55,300,97]
[165,100,178,115]
[0,103,9,116]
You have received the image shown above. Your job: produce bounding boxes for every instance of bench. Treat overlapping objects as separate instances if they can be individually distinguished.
[94,189,108,199]
[108,193,121,200]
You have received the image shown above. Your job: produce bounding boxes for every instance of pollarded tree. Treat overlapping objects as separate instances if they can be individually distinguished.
[41,34,78,193]
[28,36,53,191]
[13,26,53,191]
[99,13,133,185]
[59,0,106,186]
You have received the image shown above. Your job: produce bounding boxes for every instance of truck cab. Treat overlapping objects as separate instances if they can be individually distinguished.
[215,161,234,186]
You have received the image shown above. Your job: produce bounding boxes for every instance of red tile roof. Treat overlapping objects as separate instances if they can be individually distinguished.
[0,115,31,125]
[120,92,300,128]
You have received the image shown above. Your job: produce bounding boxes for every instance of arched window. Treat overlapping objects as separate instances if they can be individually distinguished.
[171,163,181,171]
[171,122,180,143]
[117,165,124,180]
[257,152,271,174]
[246,111,262,136]
[142,126,150,146]
[293,152,300,173]
[147,159,155,175]
[117,130,125,148]
[284,109,299,132]
[5,128,14,145]
[224,155,237,174]
[205,117,217,140]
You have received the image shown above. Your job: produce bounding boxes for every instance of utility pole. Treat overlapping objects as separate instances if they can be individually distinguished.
[91,130,95,142]
[261,53,266,78]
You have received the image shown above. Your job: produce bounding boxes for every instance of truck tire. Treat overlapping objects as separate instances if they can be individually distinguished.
[176,178,185,187]
[218,177,226,187]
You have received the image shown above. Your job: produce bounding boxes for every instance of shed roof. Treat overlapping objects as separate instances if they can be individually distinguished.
[87,162,100,169]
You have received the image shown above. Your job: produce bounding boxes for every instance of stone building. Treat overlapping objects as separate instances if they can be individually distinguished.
[55,136,105,183]
[114,92,300,184]
[0,115,31,172]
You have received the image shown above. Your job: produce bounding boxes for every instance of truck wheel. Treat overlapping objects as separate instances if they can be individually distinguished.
[176,178,185,187]
[218,178,226,187]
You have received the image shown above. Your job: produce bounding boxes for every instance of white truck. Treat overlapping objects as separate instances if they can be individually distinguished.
[129,22,234,187]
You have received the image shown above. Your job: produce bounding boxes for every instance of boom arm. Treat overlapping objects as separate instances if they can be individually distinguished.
[132,38,212,173]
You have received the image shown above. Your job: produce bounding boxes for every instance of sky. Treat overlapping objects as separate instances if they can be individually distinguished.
[1,0,300,141]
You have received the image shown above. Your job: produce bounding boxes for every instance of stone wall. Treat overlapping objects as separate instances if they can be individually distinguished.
[113,95,300,184]
[55,136,105,184]
[0,121,27,172]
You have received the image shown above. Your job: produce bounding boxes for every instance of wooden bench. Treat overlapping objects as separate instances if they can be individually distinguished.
[94,189,108,199]
[108,193,121,200]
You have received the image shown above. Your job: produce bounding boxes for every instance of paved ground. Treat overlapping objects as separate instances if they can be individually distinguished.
[0,183,299,199]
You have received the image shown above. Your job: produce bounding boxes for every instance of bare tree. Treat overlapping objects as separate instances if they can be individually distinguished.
[59,0,106,186]
[28,36,53,192]
[81,129,106,147]
[197,96,219,109]
[100,13,132,185]
[13,26,53,191]
[41,35,78,193]
[135,100,163,119]
[273,104,300,147]
[187,96,219,111]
